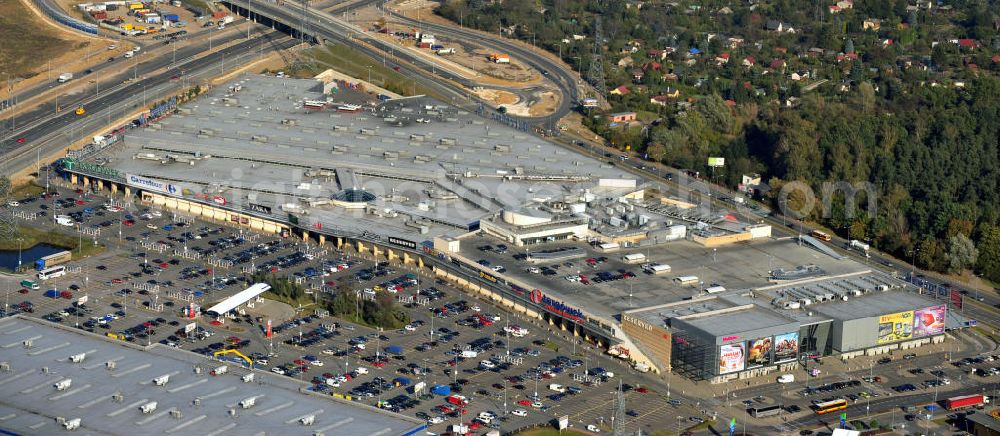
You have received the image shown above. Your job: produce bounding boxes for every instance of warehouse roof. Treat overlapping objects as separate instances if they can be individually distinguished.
[79,74,633,241]
[673,304,800,337]
[0,316,424,435]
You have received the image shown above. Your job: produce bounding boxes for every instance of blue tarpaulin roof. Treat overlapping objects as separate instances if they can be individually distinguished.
[689,48,701,54]
[431,384,451,395]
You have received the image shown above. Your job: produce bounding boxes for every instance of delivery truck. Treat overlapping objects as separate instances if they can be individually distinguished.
[58,73,73,83]
[944,394,989,410]
[849,239,871,257]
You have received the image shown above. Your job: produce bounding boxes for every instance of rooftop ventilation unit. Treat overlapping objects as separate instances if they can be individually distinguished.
[54,379,72,391]
[153,375,170,386]
[69,353,86,363]
[139,402,158,414]
[62,418,81,430]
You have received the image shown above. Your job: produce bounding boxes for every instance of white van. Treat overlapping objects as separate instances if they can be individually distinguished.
[355,367,369,375]
[777,374,795,383]
[548,384,566,393]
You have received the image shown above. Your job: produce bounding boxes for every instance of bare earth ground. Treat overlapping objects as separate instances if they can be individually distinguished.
[471,88,519,106]
[1,0,92,82]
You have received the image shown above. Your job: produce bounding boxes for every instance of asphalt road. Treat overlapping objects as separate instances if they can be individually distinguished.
[381,5,581,122]
[0,29,251,153]
[0,32,298,176]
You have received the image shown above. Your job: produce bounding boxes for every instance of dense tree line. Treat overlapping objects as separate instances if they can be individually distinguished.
[437,0,1000,283]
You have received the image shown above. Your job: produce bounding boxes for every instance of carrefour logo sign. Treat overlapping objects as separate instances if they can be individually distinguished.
[127,173,178,195]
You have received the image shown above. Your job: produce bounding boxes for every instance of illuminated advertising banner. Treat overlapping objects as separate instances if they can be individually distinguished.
[877,311,914,344]
[773,332,799,363]
[719,343,745,374]
[913,305,946,337]
[746,337,773,368]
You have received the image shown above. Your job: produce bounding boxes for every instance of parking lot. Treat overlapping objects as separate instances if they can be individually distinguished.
[2,183,703,434]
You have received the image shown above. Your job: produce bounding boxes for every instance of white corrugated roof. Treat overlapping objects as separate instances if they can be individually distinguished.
[206,283,271,315]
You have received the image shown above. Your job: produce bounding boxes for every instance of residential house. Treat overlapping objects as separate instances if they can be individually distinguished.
[650,95,670,106]
[775,47,788,54]
[617,57,635,68]
[718,6,733,14]
[727,37,745,49]
[743,55,756,67]
[662,72,678,81]
[836,0,854,9]
[829,5,841,14]
[769,59,787,70]
[641,61,661,72]
[956,38,978,49]
[572,34,586,41]
[715,52,731,65]
[609,85,630,96]
[836,52,859,62]
[790,71,810,81]
[631,68,645,82]
[766,20,795,33]
[647,49,666,60]
[607,112,638,123]
[863,19,881,31]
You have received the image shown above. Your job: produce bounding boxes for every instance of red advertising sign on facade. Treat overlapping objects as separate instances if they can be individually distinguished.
[530,289,544,304]
[950,289,963,309]
[266,319,272,338]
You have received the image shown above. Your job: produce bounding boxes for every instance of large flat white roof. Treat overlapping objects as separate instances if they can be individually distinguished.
[0,316,424,435]
[205,283,271,316]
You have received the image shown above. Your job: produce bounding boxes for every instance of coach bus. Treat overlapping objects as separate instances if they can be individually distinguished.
[38,265,67,281]
[810,230,833,241]
[812,399,848,415]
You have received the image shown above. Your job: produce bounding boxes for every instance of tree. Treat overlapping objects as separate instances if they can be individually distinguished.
[975,224,1000,283]
[946,234,978,273]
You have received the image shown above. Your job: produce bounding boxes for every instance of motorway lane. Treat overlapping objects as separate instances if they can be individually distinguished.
[0,29,251,152]
[0,33,299,176]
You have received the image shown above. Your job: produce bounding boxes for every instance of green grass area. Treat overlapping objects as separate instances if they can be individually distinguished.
[973,326,1000,343]
[0,225,105,260]
[514,429,590,436]
[185,0,213,14]
[11,182,46,199]
[0,0,76,78]
[284,43,446,100]
[261,291,315,309]
[541,340,561,352]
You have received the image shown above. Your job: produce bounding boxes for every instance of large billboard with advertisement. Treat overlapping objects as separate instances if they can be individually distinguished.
[718,343,745,374]
[773,332,799,363]
[746,337,773,368]
[913,305,946,337]
[877,311,914,344]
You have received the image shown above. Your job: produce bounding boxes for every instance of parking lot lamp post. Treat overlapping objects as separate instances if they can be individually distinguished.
[503,378,508,416]
[17,238,22,271]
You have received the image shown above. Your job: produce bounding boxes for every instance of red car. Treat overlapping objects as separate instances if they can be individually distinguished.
[112,278,123,284]
[122,220,134,227]
[372,361,386,368]
[437,405,452,414]
[294,359,307,366]
[518,399,532,406]
[74,188,84,194]
[636,387,649,393]
[159,262,169,268]
[18,288,29,294]
[75,200,86,205]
